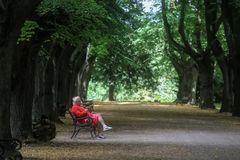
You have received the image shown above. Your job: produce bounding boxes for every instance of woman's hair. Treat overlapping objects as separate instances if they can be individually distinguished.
[72,96,81,104]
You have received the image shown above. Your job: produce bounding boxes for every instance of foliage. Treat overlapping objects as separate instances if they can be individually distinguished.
[34,0,132,47]
[37,0,106,46]
[88,13,178,102]
[91,33,157,89]
[88,79,177,102]
[17,21,39,44]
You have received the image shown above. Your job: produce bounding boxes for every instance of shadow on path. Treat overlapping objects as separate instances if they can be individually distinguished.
[22,102,240,160]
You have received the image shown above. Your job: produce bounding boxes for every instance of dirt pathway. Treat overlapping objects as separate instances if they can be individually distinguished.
[22,102,240,160]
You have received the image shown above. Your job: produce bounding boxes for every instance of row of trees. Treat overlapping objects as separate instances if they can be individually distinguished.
[0,0,43,157]
[158,0,240,116]
[88,0,240,110]
[0,0,240,157]
[0,0,154,157]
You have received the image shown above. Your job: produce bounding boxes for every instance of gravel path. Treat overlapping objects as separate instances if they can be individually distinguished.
[23,102,240,160]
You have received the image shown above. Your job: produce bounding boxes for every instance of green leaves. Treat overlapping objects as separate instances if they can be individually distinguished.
[17,21,39,44]
[88,12,178,101]
[36,0,129,46]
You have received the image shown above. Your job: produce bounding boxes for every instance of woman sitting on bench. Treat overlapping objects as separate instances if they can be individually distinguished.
[71,96,112,139]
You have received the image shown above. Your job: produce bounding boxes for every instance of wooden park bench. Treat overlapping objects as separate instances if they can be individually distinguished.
[68,110,96,139]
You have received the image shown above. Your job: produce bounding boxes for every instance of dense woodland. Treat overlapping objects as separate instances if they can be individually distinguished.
[0,0,240,158]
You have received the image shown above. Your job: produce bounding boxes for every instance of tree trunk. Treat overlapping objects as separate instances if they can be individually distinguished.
[10,26,52,139]
[43,58,56,120]
[175,59,198,104]
[0,42,13,140]
[32,49,49,120]
[32,45,56,120]
[22,49,37,138]
[109,84,115,101]
[231,6,240,117]
[78,59,94,101]
[53,45,75,108]
[0,0,42,157]
[0,16,23,160]
[83,56,96,100]
[203,0,233,112]
[232,63,240,116]
[197,58,215,108]
[162,0,214,108]
[76,44,96,101]
[10,45,33,140]
[169,49,198,105]
[218,60,233,112]
[76,45,90,101]
[68,43,88,102]
[52,44,68,117]
[211,37,233,112]
[32,49,57,141]
[221,0,240,116]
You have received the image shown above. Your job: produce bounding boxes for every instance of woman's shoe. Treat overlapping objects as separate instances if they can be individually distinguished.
[97,135,106,139]
[103,126,112,131]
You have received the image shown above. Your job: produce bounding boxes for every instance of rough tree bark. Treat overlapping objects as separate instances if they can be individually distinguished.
[162,0,214,108]
[108,83,115,101]
[32,45,57,141]
[221,0,240,116]
[55,45,75,107]
[169,51,198,104]
[0,0,42,157]
[77,44,96,101]
[10,23,53,140]
[32,50,50,121]
[197,57,215,108]
[81,56,96,100]
[177,61,198,104]
[68,43,88,102]
[32,42,58,121]
[204,0,233,112]
[10,43,37,140]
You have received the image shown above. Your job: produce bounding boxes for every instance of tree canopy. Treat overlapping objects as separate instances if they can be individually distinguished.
[1,0,240,158]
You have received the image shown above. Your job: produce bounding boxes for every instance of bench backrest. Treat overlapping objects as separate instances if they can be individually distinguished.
[68,110,93,126]
[68,110,78,124]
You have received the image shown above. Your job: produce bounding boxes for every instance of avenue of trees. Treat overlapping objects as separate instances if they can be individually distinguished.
[160,0,240,115]
[0,0,240,158]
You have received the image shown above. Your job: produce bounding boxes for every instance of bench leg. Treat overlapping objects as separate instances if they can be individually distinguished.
[71,126,80,139]
[74,129,80,138]
[90,127,97,139]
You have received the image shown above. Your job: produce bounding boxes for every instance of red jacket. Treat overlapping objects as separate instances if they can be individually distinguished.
[71,104,88,117]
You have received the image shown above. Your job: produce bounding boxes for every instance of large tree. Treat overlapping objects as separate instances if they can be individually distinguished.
[0,0,42,157]
[202,0,233,112]
[7,0,138,145]
[161,0,215,108]
[221,0,240,116]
